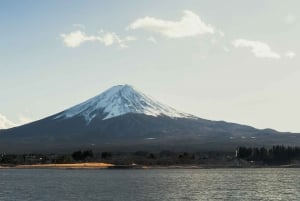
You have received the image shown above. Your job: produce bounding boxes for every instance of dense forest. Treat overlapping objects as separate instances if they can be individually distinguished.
[1,145,300,167]
[237,145,300,164]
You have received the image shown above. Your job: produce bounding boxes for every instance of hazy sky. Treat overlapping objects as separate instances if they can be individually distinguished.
[1,0,299,132]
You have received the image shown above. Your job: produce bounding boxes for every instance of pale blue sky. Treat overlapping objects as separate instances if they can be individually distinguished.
[1,0,299,132]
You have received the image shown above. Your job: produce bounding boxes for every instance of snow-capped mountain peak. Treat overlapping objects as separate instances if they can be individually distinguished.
[54,84,193,123]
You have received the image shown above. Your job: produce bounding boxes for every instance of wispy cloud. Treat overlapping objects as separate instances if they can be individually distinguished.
[128,10,214,38]
[223,46,230,52]
[210,38,218,45]
[72,24,86,29]
[60,30,136,48]
[0,113,35,129]
[232,39,280,59]
[147,36,157,44]
[218,30,225,37]
[0,113,16,129]
[18,114,34,125]
[284,14,296,25]
[285,51,296,59]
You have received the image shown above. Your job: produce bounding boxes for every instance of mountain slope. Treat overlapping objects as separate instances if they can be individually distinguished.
[0,85,299,153]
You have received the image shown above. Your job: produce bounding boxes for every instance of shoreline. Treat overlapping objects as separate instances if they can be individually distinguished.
[1,162,300,169]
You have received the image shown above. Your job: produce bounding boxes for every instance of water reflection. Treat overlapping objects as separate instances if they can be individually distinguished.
[0,168,299,201]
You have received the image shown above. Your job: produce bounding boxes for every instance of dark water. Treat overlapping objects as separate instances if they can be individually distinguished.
[0,168,299,201]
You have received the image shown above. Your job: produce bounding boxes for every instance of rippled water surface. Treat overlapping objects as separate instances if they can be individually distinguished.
[0,168,299,201]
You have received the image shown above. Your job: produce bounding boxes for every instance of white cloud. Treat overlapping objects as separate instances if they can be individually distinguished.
[232,39,280,59]
[18,114,34,125]
[0,113,16,129]
[60,31,91,48]
[0,113,35,129]
[60,30,136,48]
[285,14,296,24]
[147,36,157,44]
[128,10,214,38]
[285,51,296,59]
[72,24,85,29]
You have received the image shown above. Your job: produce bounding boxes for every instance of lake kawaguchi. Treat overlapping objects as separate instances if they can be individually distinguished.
[0,168,299,201]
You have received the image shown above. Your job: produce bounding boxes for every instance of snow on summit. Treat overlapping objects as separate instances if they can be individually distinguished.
[54,85,192,123]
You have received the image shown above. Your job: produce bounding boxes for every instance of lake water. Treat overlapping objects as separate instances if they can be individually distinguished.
[0,168,299,200]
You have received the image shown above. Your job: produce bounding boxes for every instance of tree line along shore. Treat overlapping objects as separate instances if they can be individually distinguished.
[1,145,300,169]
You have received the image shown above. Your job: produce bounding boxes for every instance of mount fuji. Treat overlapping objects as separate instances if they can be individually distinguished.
[0,84,299,153]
